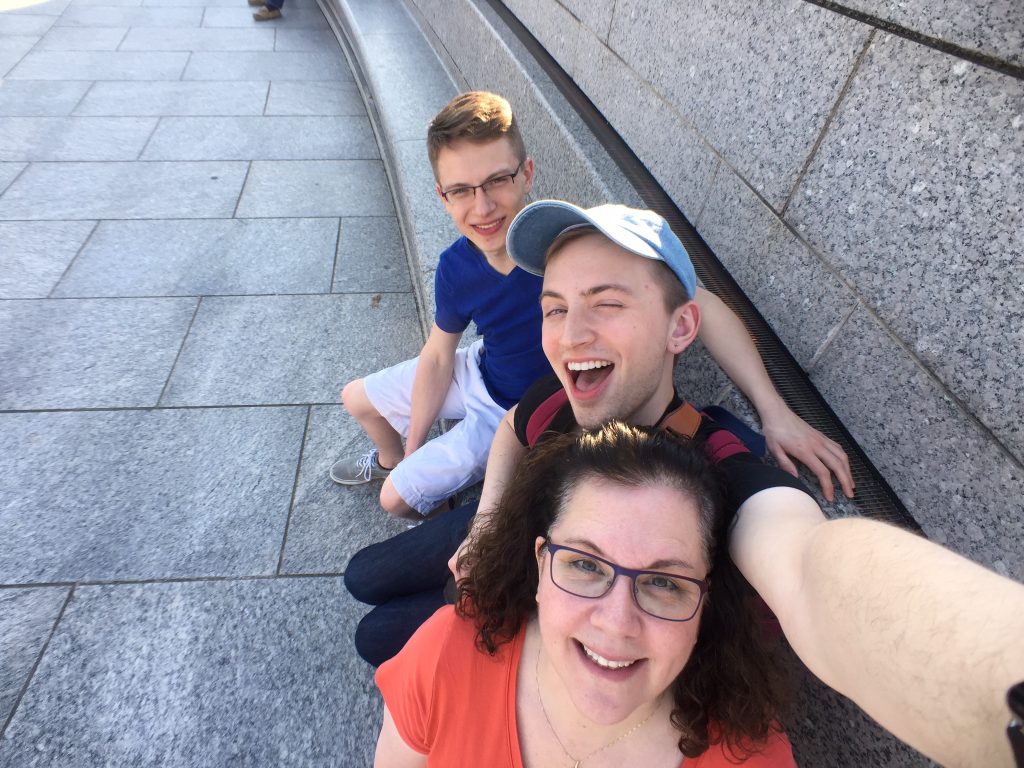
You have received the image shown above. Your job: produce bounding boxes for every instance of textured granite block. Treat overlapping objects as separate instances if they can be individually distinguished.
[697,167,858,368]
[0,220,96,299]
[0,116,157,162]
[811,308,1024,580]
[501,0,583,77]
[787,33,1024,460]
[556,0,616,40]
[54,6,202,26]
[0,408,304,582]
[673,339,732,417]
[278,406,409,573]
[7,50,189,80]
[68,0,141,6]
[607,0,870,208]
[141,115,378,161]
[333,216,413,293]
[343,0,416,35]
[53,218,336,297]
[35,26,127,50]
[74,80,268,116]
[0,161,248,220]
[843,0,1022,66]
[0,36,38,79]
[273,28,342,53]
[358,32,457,143]
[264,80,365,115]
[0,298,196,410]
[0,14,55,35]
[183,50,348,80]
[160,294,423,406]
[0,579,380,767]
[0,588,70,730]
[0,163,28,195]
[201,5,328,28]
[787,650,935,767]
[567,20,718,222]
[235,159,395,218]
[118,27,275,51]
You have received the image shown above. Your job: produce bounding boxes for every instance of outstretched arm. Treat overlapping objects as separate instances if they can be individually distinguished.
[731,488,1024,767]
[405,324,461,456]
[448,408,527,578]
[695,287,853,501]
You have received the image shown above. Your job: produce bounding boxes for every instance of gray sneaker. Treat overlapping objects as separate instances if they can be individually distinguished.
[330,449,391,485]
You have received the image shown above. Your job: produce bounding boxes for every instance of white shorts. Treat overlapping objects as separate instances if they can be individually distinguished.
[362,339,506,515]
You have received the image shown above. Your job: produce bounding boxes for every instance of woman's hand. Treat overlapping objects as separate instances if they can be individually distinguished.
[761,405,854,502]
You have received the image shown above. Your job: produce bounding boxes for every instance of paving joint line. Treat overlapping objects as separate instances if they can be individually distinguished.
[276,405,313,575]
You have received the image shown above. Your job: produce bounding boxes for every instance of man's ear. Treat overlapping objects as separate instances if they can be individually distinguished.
[435,184,447,204]
[668,300,700,355]
[520,156,535,194]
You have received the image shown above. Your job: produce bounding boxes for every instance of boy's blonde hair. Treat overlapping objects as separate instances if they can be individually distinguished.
[427,91,527,179]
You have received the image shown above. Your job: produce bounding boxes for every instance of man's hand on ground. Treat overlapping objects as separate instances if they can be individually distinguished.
[762,407,854,502]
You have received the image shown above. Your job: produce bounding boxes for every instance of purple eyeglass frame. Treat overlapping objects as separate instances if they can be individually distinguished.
[542,539,709,622]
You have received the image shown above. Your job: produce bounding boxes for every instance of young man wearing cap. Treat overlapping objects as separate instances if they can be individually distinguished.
[484,200,1024,768]
[330,91,852,522]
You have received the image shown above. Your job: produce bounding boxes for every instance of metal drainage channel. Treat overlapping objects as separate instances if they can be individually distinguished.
[484,0,920,532]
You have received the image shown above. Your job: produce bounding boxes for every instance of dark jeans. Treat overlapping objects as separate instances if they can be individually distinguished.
[344,501,477,667]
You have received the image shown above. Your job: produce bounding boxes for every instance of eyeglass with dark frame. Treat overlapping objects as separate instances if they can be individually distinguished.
[439,161,525,204]
[542,539,709,622]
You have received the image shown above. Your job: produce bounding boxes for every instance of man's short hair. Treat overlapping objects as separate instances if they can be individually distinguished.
[546,226,690,312]
[426,91,527,180]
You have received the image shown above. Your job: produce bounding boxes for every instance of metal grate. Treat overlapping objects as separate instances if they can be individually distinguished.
[485,0,921,532]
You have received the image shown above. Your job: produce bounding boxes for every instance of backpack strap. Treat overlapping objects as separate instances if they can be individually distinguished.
[525,388,571,447]
[655,401,702,440]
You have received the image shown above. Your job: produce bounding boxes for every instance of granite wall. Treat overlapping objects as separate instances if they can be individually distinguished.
[406,0,1024,584]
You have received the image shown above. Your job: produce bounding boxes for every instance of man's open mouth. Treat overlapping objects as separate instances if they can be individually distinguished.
[567,360,613,393]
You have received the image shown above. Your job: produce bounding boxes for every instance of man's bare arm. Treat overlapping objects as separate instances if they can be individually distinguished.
[731,487,1024,767]
[695,287,853,501]
[448,407,527,578]
[404,324,461,456]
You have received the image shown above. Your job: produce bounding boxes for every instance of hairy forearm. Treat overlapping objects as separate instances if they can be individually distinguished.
[734,496,1024,767]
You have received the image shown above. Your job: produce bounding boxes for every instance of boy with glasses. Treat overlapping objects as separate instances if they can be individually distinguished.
[332,91,852,523]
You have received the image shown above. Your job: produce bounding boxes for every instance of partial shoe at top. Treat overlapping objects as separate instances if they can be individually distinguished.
[252,6,281,20]
[330,449,392,485]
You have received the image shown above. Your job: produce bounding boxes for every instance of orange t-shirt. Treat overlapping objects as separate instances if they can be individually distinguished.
[376,606,795,767]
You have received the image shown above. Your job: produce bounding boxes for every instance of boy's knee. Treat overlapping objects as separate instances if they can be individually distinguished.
[340,378,364,411]
[380,482,419,520]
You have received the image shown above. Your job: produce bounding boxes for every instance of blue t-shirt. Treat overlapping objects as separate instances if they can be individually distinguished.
[433,237,550,409]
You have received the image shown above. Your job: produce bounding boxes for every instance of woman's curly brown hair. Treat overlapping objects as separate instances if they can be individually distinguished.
[457,421,791,759]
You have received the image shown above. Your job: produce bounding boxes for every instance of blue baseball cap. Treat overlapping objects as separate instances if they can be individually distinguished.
[506,200,698,300]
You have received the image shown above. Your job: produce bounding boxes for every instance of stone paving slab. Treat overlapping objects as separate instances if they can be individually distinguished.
[0,162,27,195]
[333,216,413,293]
[0,407,305,583]
[0,81,92,117]
[273,28,341,52]
[264,80,364,115]
[119,27,275,51]
[0,36,39,78]
[4,0,71,16]
[0,578,380,767]
[35,26,127,50]
[73,80,269,116]
[160,293,422,406]
[279,405,409,574]
[54,5,203,27]
[0,220,96,299]
[141,115,378,161]
[0,161,249,220]
[184,50,348,80]
[7,50,189,80]
[236,159,394,218]
[53,217,337,297]
[0,116,158,162]
[0,14,55,36]
[201,5,329,28]
[0,297,196,410]
[0,587,70,729]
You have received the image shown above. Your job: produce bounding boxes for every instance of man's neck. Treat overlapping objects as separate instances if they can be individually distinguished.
[631,387,679,428]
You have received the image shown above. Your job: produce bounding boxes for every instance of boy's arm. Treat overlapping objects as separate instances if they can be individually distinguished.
[695,286,854,501]
[448,408,527,578]
[405,324,461,457]
[731,487,1024,767]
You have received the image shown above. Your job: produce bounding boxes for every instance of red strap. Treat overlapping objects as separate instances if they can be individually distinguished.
[704,429,749,463]
[525,389,570,447]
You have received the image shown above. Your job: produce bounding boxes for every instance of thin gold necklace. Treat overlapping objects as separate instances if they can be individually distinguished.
[534,647,657,768]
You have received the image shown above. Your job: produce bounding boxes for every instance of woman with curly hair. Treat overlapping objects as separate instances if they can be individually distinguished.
[374,421,793,767]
